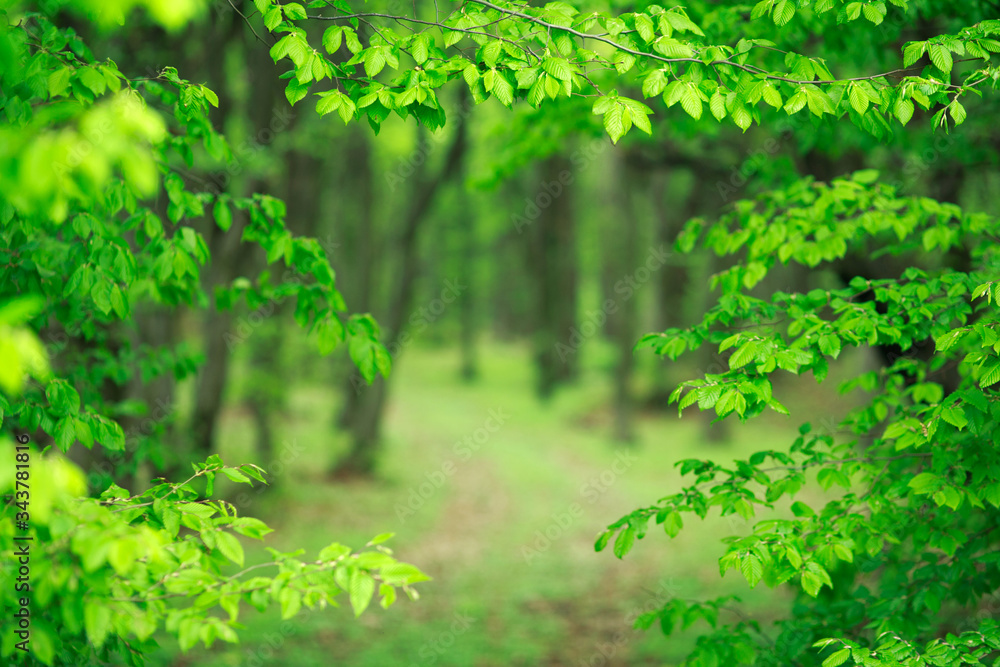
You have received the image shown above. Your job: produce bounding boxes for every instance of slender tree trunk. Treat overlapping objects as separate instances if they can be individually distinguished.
[696,248,731,444]
[188,14,288,460]
[456,147,478,381]
[245,150,325,459]
[336,129,378,430]
[334,95,469,477]
[610,154,639,444]
[189,223,248,459]
[529,154,578,400]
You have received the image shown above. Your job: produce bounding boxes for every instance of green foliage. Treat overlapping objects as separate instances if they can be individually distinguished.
[0,446,428,664]
[596,170,1000,664]
[5,0,1000,664]
[0,3,410,665]
[255,0,1000,142]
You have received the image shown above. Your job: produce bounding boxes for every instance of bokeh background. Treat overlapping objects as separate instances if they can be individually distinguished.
[45,1,1000,664]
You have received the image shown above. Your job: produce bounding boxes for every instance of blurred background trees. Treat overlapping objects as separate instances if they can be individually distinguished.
[3,0,1000,664]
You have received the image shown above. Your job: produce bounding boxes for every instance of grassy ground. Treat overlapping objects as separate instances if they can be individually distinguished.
[151,340,862,666]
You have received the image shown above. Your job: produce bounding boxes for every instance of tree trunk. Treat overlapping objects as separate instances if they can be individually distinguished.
[529,154,578,400]
[334,93,469,477]
[336,129,379,430]
[610,154,640,444]
[189,14,288,461]
[244,149,325,459]
[457,149,478,382]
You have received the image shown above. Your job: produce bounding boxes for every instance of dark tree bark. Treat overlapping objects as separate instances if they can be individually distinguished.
[456,148,478,382]
[334,128,378,430]
[610,153,640,444]
[528,154,579,400]
[334,96,469,477]
[188,13,289,461]
[189,210,258,460]
[244,149,326,460]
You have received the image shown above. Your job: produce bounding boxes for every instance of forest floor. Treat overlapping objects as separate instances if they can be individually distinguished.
[153,340,863,667]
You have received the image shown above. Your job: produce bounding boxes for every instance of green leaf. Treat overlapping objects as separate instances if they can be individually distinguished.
[48,67,72,97]
[710,90,727,120]
[109,284,127,319]
[491,73,514,107]
[663,511,683,537]
[894,96,914,125]
[322,26,344,53]
[773,0,795,25]
[79,67,107,96]
[367,532,395,546]
[949,100,967,126]
[739,552,763,588]
[316,91,342,116]
[220,467,251,483]
[940,406,968,430]
[285,80,310,105]
[729,341,757,369]
[628,104,653,134]
[364,48,387,77]
[790,501,814,517]
[201,85,219,107]
[379,563,430,586]
[731,104,752,131]
[653,37,693,58]
[319,542,352,561]
[542,57,572,81]
[818,334,841,358]
[823,647,852,667]
[762,84,782,108]
[279,587,302,619]
[613,525,636,558]
[908,472,939,494]
[264,6,282,30]
[350,570,376,616]
[862,3,884,24]
[603,106,625,143]
[928,44,953,73]
[56,417,76,450]
[979,359,1000,388]
[84,604,112,648]
[213,199,232,231]
[634,13,654,41]
[379,583,397,609]
[903,42,926,67]
[642,70,667,98]
[680,85,702,120]
[283,2,307,20]
[848,84,869,114]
